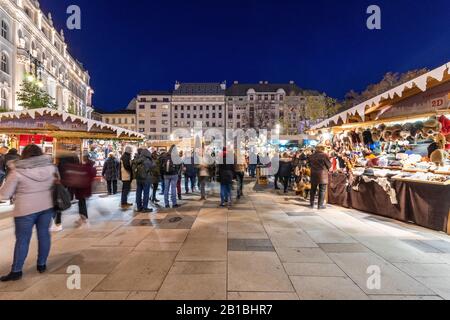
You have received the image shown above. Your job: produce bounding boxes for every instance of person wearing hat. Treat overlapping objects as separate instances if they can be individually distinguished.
[120,146,134,208]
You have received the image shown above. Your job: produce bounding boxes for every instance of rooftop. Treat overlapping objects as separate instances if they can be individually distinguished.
[173,83,226,96]
[225,83,304,96]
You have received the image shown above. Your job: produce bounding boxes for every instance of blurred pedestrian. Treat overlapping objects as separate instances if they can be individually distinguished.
[278,152,293,194]
[0,144,57,282]
[72,156,97,225]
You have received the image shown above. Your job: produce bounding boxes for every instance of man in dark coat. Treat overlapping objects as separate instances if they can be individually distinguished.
[308,145,331,209]
[217,149,235,207]
[133,149,155,213]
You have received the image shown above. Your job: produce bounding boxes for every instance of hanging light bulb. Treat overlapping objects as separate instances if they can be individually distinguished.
[37,81,44,88]
[26,74,34,82]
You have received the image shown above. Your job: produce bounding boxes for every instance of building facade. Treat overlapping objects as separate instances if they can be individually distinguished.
[171,82,226,132]
[226,81,324,134]
[136,91,171,140]
[101,110,136,132]
[0,0,93,117]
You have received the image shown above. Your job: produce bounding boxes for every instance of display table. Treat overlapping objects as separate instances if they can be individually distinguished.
[328,173,450,233]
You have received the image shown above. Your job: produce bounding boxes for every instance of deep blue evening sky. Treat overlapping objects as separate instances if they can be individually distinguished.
[39,0,450,111]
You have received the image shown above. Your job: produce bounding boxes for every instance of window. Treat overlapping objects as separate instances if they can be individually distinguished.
[174,105,178,111]
[139,120,145,125]
[162,128,168,133]
[218,106,222,111]
[250,95,254,101]
[181,113,184,118]
[174,114,178,119]
[193,106,197,111]
[151,98,158,102]
[150,105,157,109]
[1,21,8,40]
[271,95,275,100]
[212,106,216,111]
[105,118,109,124]
[218,113,222,118]
[206,106,210,111]
[163,98,169,102]
[200,106,203,111]
[150,120,157,125]
[212,113,216,118]
[117,118,122,124]
[181,106,184,111]
[139,105,145,109]
[139,98,147,102]
[187,114,191,119]
[0,89,7,109]
[124,118,128,124]
[111,118,116,124]
[174,121,178,127]
[139,128,145,133]
[162,120,168,125]
[1,52,8,74]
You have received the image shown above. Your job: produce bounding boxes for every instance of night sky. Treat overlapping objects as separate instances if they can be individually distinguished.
[38,0,450,111]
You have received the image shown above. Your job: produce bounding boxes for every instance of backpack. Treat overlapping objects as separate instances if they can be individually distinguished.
[132,157,149,181]
[163,157,178,175]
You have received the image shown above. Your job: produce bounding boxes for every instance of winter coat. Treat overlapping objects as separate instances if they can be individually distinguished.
[150,158,161,184]
[73,161,97,200]
[183,157,198,177]
[278,158,293,177]
[133,149,155,182]
[0,155,57,217]
[160,148,182,176]
[102,157,120,181]
[120,152,133,181]
[308,151,332,185]
[217,158,235,184]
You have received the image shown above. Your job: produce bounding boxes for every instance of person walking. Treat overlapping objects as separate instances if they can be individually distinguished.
[120,146,133,208]
[308,145,331,210]
[161,145,182,208]
[0,144,57,282]
[73,156,97,225]
[278,152,293,194]
[51,151,78,232]
[176,150,183,200]
[217,149,235,207]
[150,151,161,204]
[102,152,120,195]
[132,149,155,213]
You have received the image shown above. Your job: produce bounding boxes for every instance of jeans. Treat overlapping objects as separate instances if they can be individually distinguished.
[176,176,182,195]
[164,175,178,206]
[136,180,151,210]
[12,209,54,272]
[220,183,232,205]
[107,180,118,194]
[184,174,196,193]
[236,172,244,197]
[160,176,165,195]
[199,176,208,199]
[249,165,257,178]
[79,198,88,219]
[310,184,327,207]
[274,174,280,189]
[121,180,131,205]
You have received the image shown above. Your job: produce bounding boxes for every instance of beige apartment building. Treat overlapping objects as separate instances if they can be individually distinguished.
[136,91,171,140]
[101,110,136,132]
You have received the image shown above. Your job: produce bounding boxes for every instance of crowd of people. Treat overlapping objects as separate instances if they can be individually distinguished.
[0,142,333,282]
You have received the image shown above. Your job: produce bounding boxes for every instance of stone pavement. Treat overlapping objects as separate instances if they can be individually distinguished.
[1,181,450,300]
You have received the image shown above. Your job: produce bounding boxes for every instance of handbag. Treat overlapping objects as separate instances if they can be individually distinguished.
[53,183,72,211]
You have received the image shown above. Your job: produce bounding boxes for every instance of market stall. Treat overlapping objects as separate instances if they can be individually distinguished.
[0,108,145,175]
[309,62,450,233]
